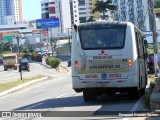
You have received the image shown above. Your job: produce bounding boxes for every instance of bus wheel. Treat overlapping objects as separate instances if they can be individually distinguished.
[83,91,90,102]
[140,88,145,95]
[128,89,141,99]
[90,93,97,102]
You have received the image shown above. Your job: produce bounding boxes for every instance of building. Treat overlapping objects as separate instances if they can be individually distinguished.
[70,0,80,25]
[18,0,23,21]
[0,0,23,25]
[70,0,113,25]
[41,0,71,34]
[112,0,150,31]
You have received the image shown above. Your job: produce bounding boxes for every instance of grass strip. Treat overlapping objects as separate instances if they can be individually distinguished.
[0,75,45,93]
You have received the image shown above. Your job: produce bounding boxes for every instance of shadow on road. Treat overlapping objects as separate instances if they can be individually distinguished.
[14,94,140,117]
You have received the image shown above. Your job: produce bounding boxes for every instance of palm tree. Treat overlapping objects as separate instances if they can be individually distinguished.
[92,0,117,20]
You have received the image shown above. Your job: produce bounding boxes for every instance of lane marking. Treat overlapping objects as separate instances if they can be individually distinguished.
[24,103,43,110]
[55,92,71,98]
[122,97,143,120]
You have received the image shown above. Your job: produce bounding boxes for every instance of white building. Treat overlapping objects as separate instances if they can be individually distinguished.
[70,0,80,25]
[41,0,71,34]
[0,0,23,25]
[112,0,150,31]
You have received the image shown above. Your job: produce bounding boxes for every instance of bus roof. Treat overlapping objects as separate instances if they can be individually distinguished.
[77,21,128,29]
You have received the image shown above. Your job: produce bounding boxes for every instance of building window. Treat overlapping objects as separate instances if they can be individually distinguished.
[49,7,55,14]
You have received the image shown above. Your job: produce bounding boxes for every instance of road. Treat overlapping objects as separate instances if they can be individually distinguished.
[0,69,148,120]
[0,61,68,84]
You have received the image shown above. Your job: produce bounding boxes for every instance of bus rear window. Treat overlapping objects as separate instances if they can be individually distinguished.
[79,28,126,50]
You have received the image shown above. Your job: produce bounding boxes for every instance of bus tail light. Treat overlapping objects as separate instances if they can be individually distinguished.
[128,59,132,67]
[75,60,78,69]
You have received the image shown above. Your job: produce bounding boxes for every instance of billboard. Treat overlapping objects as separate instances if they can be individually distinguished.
[36,18,59,29]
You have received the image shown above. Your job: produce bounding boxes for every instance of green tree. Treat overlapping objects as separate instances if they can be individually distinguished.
[87,16,94,22]
[155,0,160,8]
[21,48,27,53]
[28,46,34,53]
[92,0,117,20]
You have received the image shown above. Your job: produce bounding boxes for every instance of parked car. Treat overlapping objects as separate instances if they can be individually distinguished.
[67,59,71,67]
[19,58,30,72]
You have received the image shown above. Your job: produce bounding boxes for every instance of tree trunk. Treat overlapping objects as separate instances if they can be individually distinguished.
[102,11,105,20]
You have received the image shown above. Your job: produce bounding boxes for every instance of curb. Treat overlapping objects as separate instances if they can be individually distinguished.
[38,62,51,69]
[60,64,70,72]
[38,62,70,72]
[0,76,48,97]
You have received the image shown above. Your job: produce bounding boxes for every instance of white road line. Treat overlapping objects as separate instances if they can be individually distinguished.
[122,97,143,120]
[24,103,43,110]
[55,92,70,98]
[123,118,130,120]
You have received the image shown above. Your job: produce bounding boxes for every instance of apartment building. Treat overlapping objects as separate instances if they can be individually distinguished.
[112,0,150,31]
[41,0,71,34]
[0,0,23,25]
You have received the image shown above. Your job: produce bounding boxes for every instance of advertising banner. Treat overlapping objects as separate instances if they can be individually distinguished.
[36,18,59,29]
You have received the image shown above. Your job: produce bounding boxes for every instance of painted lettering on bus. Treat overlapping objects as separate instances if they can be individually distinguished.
[109,74,122,78]
[90,65,114,69]
[93,56,113,60]
[85,74,98,78]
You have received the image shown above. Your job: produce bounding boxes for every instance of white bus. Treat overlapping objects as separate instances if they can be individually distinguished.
[71,21,148,102]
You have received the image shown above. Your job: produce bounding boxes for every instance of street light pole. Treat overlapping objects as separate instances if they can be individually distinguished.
[66,28,71,54]
[15,34,20,54]
[50,28,54,57]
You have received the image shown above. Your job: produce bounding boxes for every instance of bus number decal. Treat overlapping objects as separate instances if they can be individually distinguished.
[85,74,98,78]
[90,65,121,69]
[109,74,122,78]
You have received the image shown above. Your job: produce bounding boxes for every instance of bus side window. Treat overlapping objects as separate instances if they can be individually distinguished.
[135,31,140,58]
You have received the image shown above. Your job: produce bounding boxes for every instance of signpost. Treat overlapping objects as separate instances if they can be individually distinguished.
[36,18,60,57]
[4,35,13,42]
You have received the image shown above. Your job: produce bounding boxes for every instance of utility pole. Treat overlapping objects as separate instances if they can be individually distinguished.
[148,0,159,76]
[15,34,21,54]
[131,0,134,24]
[50,28,54,57]
[66,28,71,54]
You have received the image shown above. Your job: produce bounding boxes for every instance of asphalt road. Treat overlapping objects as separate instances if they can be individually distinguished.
[0,61,67,84]
[0,69,148,120]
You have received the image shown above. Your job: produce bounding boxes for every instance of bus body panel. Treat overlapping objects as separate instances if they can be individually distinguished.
[71,21,147,93]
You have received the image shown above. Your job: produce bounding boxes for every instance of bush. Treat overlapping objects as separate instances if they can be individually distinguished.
[49,58,61,68]
[45,57,51,65]
[21,53,30,59]
[31,54,35,61]
[35,55,42,62]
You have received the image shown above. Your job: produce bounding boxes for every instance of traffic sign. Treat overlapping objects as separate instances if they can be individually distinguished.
[4,35,13,42]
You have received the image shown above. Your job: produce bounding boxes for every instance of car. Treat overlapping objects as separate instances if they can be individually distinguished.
[19,58,30,72]
[67,59,71,67]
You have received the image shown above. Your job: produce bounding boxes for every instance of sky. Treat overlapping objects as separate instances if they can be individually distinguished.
[22,0,41,21]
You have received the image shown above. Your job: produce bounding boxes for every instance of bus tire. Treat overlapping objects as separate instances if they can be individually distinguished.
[90,93,97,102]
[83,91,90,102]
[140,88,145,95]
[133,89,141,99]
[128,89,141,99]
